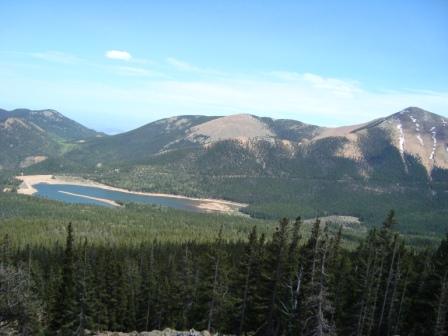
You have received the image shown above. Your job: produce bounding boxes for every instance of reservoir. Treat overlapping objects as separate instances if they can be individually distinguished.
[33,183,240,213]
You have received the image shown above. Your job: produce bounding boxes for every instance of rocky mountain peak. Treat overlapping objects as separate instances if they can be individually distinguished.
[379,107,448,172]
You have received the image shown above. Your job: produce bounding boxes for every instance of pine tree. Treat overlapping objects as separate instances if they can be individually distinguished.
[385,249,402,335]
[382,210,397,230]
[327,226,343,328]
[377,233,399,334]
[302,224,336,336]
[261,217,290,336]
[123,259,138,331]
[74,239,107,335]
[206,224,230,333]
[137,243,157,331]
[49,223,77,335]
[434,271,448,336]
[434,234,448,336]
[406,250,435,336]
[0,261,43,335]
[237,226,258,335]
[353,229,380,336]
[234,226,266,335]
[179,245,197,329]
[74,239,91,336]
[0,234,12,266]
[104,250,128,331]
[391,263,409,336]
[281,216,302,335]
[91,247,109,330]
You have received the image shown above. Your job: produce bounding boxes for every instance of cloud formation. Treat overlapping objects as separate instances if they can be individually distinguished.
[105,50,132,61]
[113,66,165,78]
[2,53,448,131]
[31,51,81,64]
[166,57,199,71]
[166,57,224,76]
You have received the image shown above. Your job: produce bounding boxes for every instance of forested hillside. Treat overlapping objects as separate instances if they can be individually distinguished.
[24,107,448,234]
[2,213,447,335]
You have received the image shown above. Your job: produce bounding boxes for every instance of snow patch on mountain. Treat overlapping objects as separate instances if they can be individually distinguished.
[396,123,405,154]
[430,129,437,161]
[416,134,424,146]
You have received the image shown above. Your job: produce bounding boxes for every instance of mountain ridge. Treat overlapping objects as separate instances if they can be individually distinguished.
[3,106,448,233]
[4,106,447,175]
[96,106,447,173]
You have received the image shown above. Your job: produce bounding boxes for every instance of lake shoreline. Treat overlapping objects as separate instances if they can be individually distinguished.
[15,175,247,214]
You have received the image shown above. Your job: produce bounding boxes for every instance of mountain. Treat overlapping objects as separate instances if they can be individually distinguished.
[314,107,448,173]
[25,106,447,234]
[45,106,447,174]
[0,108,103,170]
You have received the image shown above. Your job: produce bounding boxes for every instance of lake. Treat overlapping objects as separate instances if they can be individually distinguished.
[34,183,236,213]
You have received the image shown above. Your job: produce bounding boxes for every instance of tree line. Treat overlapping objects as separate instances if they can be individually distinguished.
[1,211,447,335]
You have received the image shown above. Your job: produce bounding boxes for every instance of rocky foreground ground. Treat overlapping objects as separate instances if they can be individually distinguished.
[89,328,217,336]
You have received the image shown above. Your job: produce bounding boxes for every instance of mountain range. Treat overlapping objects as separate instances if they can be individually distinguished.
[2,106,447,233]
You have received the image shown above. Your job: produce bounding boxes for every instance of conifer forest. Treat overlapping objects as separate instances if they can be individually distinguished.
[1,211,447,335]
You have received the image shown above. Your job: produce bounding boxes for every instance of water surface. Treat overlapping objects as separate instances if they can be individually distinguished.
[34,183,222,213]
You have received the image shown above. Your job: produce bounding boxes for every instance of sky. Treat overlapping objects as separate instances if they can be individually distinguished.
[1,0,447,133]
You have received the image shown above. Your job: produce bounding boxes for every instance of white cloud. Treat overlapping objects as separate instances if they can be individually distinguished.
[166,57,224,76]
[166,57,199,71]
[113,66,165,78]
[271,71,361,97]
[105,50,132,61]
[302,73,361,97]
[31,51,81,64]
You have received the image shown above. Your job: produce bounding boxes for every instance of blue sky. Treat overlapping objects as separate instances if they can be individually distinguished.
[1,0,447,132]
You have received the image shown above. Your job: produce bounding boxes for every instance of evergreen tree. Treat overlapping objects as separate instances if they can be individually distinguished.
[178,245,198,329]
[327,226,344,328]
[434,271,448,336]
[302,224,336,336]
[377,233,399,334]
[0,234,12,266]
[49,223,77,335]
[2,210,447,335]
[281,216,303,335]
[74,239,95,335]
[137,243,157,331]
[0,264,42,335]
[236,226,258,335]
[205,225,232,333]
[434,235,448,336]
[405,249,435,336]
[260,217,290,335]
[382,210,397,230]
[234,226,266,335]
